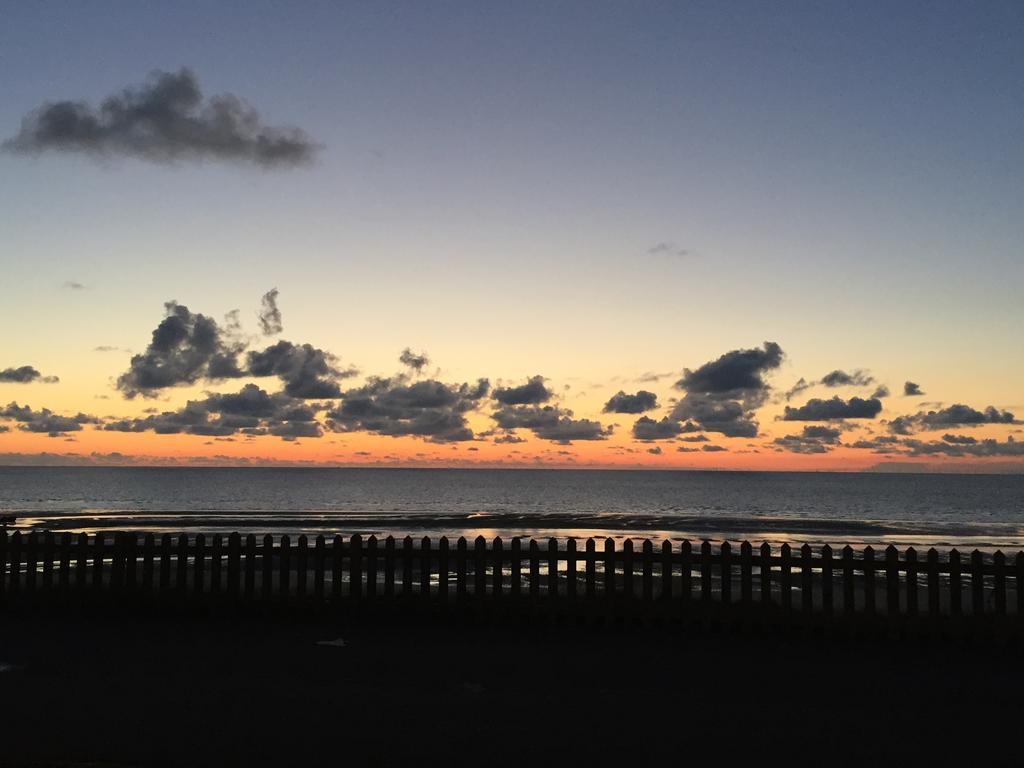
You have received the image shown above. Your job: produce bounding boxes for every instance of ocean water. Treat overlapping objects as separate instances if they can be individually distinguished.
[1,467,1023,550]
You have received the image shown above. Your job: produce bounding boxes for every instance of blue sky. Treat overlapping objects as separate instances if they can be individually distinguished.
[0,1,1022,468]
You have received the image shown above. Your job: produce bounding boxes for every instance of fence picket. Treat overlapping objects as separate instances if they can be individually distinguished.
[586,538,597,599]
[511,538,522,599]
[993,551,1006,616]
[759,543,771,607]
[642,540,653,602]
[296,535,308,600]
[821,545,833,617]
[721,542,732,606]
[885,545,899,617]
[863,547,875,616]
[278,535,291,600]
[700,541,712,603]
[780,544,792,612]
[364,536,375,601]
[194,534,206,597]
[530,539,541,602]
[971,550,984,616]
[548,538,559,599]
[800,544,812,615]
[439,537,449,603]
[566,539,577,600]
[740,542,751,603]
[456,537,467,602]
[905,547,917,617]
[927,548,939,617]
[603,538,614,599]
[421,537,432,600]
[949,549,961,616]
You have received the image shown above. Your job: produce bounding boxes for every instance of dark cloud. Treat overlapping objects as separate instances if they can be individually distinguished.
[0,366,59,384]
[782,396,883,421]
[772,425,843,454]
[679,434,709,442]
[602,390,658,414]
[399,348,430,372]
[646,446,662,455]
[820,369,874,388]
[676,341,783,399]
[902,436,1024,458]
[942,434,977,445]
[871,385,890,399]
[492,403,609,444]
[5,68,318,168]
[492,375,553,405]
[257,288,283,336]
[890,403,1018,433]
[636,371,674,383]
[117,302,245,398]
[631,416,685,441]
[784,377,812,401]
[247,340,353,398]
[702,444,727,452]
[103,384,321,441]
[327,376,490,443]
[669,342,783,437]
[1,402,98,437]
[904,381,924,396]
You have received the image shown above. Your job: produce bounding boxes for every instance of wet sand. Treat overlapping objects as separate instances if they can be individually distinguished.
[0,610,1020,766]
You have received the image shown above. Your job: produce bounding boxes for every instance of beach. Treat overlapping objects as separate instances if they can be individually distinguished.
[1,609,1020,766]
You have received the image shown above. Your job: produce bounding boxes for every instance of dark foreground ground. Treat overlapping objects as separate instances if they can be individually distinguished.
[1,609,1021,766]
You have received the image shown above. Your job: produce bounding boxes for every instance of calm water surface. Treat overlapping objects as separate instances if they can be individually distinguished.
[2,467,1022,549]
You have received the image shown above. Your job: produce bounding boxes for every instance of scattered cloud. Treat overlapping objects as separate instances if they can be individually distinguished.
[117,301,246,397]
[782,396,883,421]
[0,366,59,384]
[63,281,86,290]
[1,402,98,437]
[602,390,658,414]
[492,375,553,406]
[327,376,490,443]
[888,403,1018,434]
[4,68,319,168]
[646,242,690,258]
[820,369,874,388]
[257,288,283,336]
[904,381,924,396]
[399,348,430,372]
[670,341,783,438]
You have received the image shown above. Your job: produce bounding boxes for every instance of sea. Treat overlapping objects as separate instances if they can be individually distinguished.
[1,467,1023,551]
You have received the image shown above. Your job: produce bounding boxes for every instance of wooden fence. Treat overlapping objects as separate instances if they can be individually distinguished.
[2,530,1023,625]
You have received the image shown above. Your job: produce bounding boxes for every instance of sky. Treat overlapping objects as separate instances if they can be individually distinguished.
[0,1,1022,471]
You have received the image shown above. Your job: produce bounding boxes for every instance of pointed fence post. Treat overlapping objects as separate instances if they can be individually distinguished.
[261,534,273,602]
[603,538,615,600]
[862,547,875,616]
[474,536,486,600]
[842,546,854,615]
[779,544,792,612]
[296,535,309,600]
[993,551,1006,616]
[382,536,394,599]
[661,540,674,602]
[760,542,772,607]
[679,541,692,606]
[8,532,21,596]
[193,533,206,598]
[585,539,597,599]
[25,532,38,595]
[278,536,290,602]
[228,533,240,601]
[209,533,222,598]
[510,538,522,599]
[421,536,432,601]
[547,538,559,600]
[456,537,468,602]
[331,535,344,603]
[492,537,503,600]
[885,545,899,617]
[313,534,326,602]
[245,534,257,601]
[970,550,985,616]
[800,544,812,615]
[530,539,541,602]
[700,541,712,603]
[349,534,362,602]
[363,535,376,601]
[926,548,940,617]
[642,540,654,603]
[59,532,73,593]
[439,537,450,604]
[905,548,918,617]
[42,531,56,592]
[566,538,577,600]
[720,542,732,606]
[94,532,106,591]
[949,549,962,616]
[821,545,833,617]
[622,539,634,602]
[740,541,752,604]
